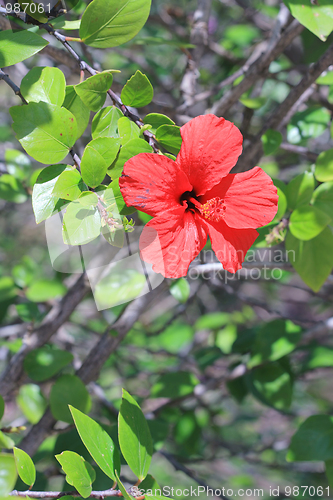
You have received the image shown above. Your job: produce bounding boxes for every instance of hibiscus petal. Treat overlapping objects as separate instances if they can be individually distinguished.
[203,219,258,273]
[200,167,278,229]
[140,208,207,278]
[119,153,192,217]
[176,114,243,196]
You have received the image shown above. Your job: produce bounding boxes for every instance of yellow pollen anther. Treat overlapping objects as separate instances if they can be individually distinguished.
[200,197,226,222]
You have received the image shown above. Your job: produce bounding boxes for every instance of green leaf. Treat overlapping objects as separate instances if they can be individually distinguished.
[261,129,282,156]
[77,191,99,209]
[121,71,154,108]
[24,347,73,382]
[50,375,91,424]
[50,18,81,30]
[75,72,114,112]
[250,361,293,410]
[140,475,161,496]
[16,384,47,424]
[109,138,153,179]
[0,175,27,203]
[143,114,175,134]
[155,322,193,355]
[0,31,48,67]
[0,431,15,450]
[92,106,123,139]
[155,125,182,155]
[94,268,146,310]
[315,148,333,182]
[20,67,66,106]
[248,319,302,368]
[239,96,266,109]
[13,447,36,487]
[284,0,333,41]
[70,406,120,481]
[169,279,190,303]
[102,179,136,215]
[63,86,90,139]
[53,170,87,201]
[118,117,140,145]
[16,303,43,324]
[0,277,17,302]
[317,70,333,85]
[303,345,333,370]
[312,181,333,218]
[289,205,331,240]
[286,227,333,291]
[80,0,152,48]
[0,454,17,495]
[62,200,101,245]
[151,372,199,398]
[5,149,31,181]
[115,471,134,500]
[227,376,248,403]
[286,171,315,211]
[10,102,77,164]
[81,138,121,188]
[32,165,68,224]
[0,396,4,421]
[195,312,229,330]
[287,106,330,144]
[274,187,287,221]
[118,389,153,480]
[55,451,94,498]
[287,415,333,461]
[26,279,67,302]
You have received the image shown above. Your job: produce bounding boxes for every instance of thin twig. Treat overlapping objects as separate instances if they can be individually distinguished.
[0,69,27,104]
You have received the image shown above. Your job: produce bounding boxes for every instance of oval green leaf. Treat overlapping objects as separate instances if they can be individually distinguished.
[155,125,182,155]
[80,0,152,48]
[81,137,121,188]
[20,67,66,106]
[53,170,87,201]
[50,375,91,423]
[92,106,123,139]
[70,405,120,481]
[62,200,101,245]
[75,72,114,112]
[169,279,190,304]
[10,102,77,164]
[108,138,153,179]
[286,227,333,292]
[16,384,47,424]
[56,451,94,498]
[0,31,48,67]
[315,148,333,182]
[63,86,90,139]
[287,415,333,461]
[261,129,282,156]
[118,389,153,480]
[0,454,17,495]
[121,71,154,108]
[289,205,331,241]
[13,447,36,487]
[312,181,333,218]
[23,347,73,382]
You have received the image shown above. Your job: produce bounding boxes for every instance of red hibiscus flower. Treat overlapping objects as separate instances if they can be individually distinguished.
[119,114,278,279]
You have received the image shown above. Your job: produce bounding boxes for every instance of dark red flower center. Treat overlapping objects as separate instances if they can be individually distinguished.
[180,191,226,222]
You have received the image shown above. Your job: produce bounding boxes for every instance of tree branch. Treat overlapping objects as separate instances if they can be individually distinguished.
[0,273,89,398]
[19,283,167,456]
[210,9,303,117]
[235,42,333,171]
[0,68,27,104]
